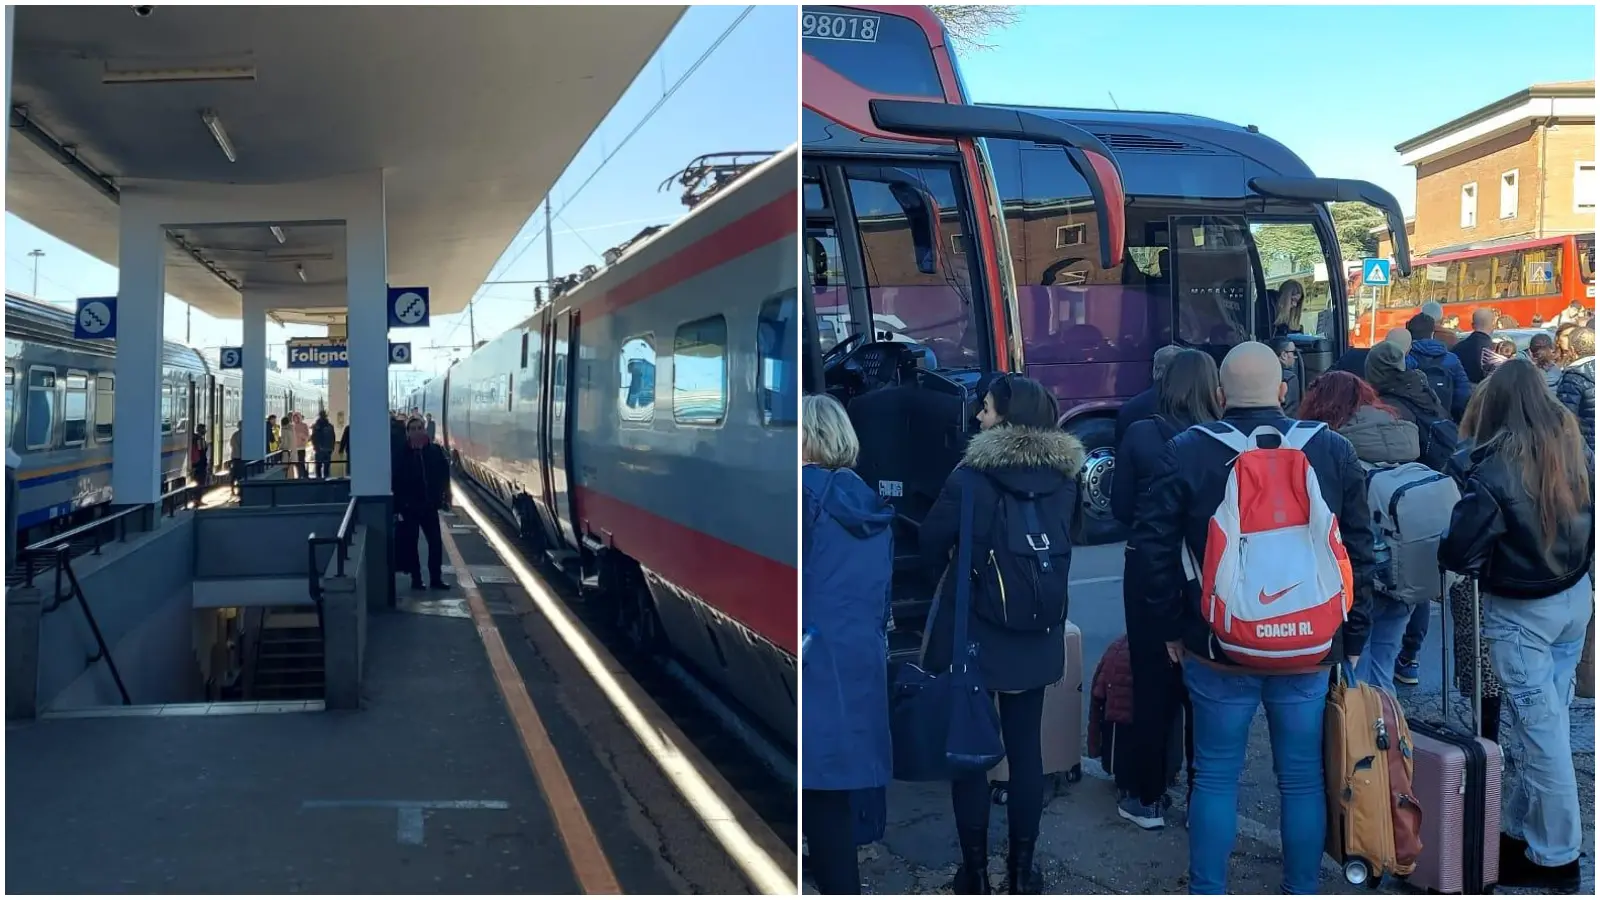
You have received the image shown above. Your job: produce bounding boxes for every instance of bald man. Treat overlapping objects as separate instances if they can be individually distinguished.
[1454,307,1498,384]
[1130,341,1375,895]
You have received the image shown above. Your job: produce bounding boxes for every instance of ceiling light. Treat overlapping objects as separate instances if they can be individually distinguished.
[104,65,256,85]
[296,264,307,283]
[199,109,236,163]
[265,251,333,263]
[269,225,286,244]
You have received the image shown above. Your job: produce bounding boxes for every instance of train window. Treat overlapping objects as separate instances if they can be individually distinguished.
[25,367,56,450]
[672,316,727,426]
[4,368,14,445]
[161,384,174,434]
[757,292,798,427]
[618,334,656,425]
[62,373,89,447]
[95,376,115,442]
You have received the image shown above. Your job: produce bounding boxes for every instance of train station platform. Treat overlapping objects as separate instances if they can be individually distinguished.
[5,477,792,894]
[841,544,1595,896]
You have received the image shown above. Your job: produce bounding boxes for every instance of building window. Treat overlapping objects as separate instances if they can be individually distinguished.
[63,373,89,447]
[26,367,56,450]
[1577,161,1596,212]
[618,334,656,424]
[1056,223,1086,248]
[757,292,797,427]
[1460,182,1477,228]
[1500,170,1518,220]
[672,315,727,426]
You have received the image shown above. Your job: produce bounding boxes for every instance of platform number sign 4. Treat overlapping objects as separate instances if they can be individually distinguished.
[802,11,879,41]
[389,342,412,365]
[387,286,430,329]
[74,297,117,340]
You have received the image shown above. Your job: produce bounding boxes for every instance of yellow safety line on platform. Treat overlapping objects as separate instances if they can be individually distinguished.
[439,524,623,895]
[451,487,797,895]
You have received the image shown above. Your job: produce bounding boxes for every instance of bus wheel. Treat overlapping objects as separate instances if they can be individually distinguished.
[1067,417,1126,546]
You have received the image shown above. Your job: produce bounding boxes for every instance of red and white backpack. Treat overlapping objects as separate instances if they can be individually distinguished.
[1180,421,1355,670]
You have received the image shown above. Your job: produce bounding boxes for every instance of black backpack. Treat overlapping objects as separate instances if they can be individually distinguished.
[1393,395,1459,473]
[969,473,1074,633]
[1413,353,1454,413]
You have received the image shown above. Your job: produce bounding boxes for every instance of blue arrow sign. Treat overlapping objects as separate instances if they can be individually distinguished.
[1361,258,1392,286]
[387,286,430,329]
[74,296,117,340]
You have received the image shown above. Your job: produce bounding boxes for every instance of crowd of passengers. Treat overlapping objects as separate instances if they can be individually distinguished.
[801,308,1594,894]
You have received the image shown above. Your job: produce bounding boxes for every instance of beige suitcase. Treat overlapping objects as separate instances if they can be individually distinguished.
[988,619,1084,804]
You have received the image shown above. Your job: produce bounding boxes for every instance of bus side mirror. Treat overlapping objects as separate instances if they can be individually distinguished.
[1247,177,1412,277]
[869,99,1128,270]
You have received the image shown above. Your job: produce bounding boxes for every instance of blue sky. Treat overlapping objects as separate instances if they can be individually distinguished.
[3,4,798,379]
[957,4,1594,215]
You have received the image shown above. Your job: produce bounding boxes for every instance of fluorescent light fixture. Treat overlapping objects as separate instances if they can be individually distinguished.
[269,225,286,244]
[296,264,308,283]
[104,65,256,85]
[265,251,333,263]
[199,109,236,163]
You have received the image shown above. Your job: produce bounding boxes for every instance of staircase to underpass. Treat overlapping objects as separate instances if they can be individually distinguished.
[251,611,326,701]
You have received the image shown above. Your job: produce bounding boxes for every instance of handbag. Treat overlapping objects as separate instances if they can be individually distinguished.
[888,471,1006,781]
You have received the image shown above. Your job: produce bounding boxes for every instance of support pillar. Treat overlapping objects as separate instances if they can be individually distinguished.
[326,323,350,431]
[110,197,167,506]
[241,293,269,459]
[345,173,394,607]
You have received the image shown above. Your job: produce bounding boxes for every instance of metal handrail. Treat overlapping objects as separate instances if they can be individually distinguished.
[13,484,199,587]
[305,496,361,635]
[24,543,131,705]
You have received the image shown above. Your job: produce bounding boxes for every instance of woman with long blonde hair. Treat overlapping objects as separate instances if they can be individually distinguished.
[1439,358,1594,893]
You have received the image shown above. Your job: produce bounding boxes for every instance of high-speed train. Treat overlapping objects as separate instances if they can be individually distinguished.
[411,147,798,745]
[4,291,325,546]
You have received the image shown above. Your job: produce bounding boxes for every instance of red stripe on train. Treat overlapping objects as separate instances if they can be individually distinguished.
[583,190,797,322]
[574,484,796,656]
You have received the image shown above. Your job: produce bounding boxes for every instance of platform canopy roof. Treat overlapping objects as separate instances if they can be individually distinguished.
[7,5,684,323]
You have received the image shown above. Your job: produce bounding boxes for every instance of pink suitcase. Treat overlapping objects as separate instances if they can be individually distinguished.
[1404,575,1501,894]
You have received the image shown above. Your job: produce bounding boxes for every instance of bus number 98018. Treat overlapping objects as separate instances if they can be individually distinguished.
[802,11,879,42]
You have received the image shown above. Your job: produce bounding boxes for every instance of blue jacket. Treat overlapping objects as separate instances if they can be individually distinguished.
[1406,339,1471,419]
[802,464,895,791]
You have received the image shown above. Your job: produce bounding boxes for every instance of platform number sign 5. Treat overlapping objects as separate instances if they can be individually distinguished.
[802,11,879,41]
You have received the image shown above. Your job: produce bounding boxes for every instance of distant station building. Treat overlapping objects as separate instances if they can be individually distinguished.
[1385,80,1595,257]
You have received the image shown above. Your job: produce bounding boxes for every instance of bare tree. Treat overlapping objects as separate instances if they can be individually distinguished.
[930,5,1021,52]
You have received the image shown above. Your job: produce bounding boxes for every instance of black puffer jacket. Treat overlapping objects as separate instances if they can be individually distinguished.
[1129,408,1376,665]
[1555,357,1595,452]
[1438,438,1595,600]
[393,442,452,514]
[920,426,1085,692]
[1111,414,1181,529]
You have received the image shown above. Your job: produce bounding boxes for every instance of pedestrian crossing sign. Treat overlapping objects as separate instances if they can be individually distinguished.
[1530,262,1553,284]
[1362,258,1391,286]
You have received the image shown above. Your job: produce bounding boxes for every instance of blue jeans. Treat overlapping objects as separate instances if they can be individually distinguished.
[1355,594,1416,695]
[1400,600,1430,661]
[1183,659,1327,894]
[1483,577,1592,867]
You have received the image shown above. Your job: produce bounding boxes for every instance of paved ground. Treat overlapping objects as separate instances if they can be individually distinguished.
[845,542,1595,895]
[4,504,765,894]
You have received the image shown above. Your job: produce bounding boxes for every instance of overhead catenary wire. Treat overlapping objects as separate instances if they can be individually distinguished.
[437,6,755,353]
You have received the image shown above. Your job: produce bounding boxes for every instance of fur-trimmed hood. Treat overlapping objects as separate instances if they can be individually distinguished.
[961,426,1086,479]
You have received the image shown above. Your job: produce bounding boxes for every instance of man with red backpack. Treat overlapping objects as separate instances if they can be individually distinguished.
[1131,341,1376,894]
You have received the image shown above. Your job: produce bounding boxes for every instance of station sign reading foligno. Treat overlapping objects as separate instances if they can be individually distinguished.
[286,338,412,369]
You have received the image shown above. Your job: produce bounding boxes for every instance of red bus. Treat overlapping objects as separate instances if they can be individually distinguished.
[803,4,1411,562]
[1350,232,1595,346]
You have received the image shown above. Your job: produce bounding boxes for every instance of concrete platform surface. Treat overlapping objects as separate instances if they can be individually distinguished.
[4,501,765,894]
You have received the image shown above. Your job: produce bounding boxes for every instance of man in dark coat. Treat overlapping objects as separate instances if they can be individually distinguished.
[1454,307,1497,384]
[1405,313,1472,419]
[1556,327,1595,452]
[1114,345,1181,447]
[1131,341,1375,895]
[393,416,452,590]
[310,410,336,479]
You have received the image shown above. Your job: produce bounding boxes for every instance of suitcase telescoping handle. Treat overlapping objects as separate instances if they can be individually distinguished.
[1438,568,1484,737]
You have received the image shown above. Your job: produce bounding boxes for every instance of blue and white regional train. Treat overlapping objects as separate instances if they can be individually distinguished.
[4,291,325,546]
[411,147,798,745]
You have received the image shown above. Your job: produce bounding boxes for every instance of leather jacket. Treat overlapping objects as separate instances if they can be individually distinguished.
[1439,438,1595,599]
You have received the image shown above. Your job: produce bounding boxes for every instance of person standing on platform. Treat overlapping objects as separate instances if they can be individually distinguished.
[280,412,301,478]
[393,416,451,591]
[311,410,336,479]
[425,412,437,444]
[229,423,243,497]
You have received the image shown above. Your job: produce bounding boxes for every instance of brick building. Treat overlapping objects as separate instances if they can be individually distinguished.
[1392,80,1594,256]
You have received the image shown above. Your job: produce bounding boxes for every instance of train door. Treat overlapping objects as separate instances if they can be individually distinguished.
[541,309,580,551]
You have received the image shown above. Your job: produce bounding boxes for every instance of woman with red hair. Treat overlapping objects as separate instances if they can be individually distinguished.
[1299,370,1436,694]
